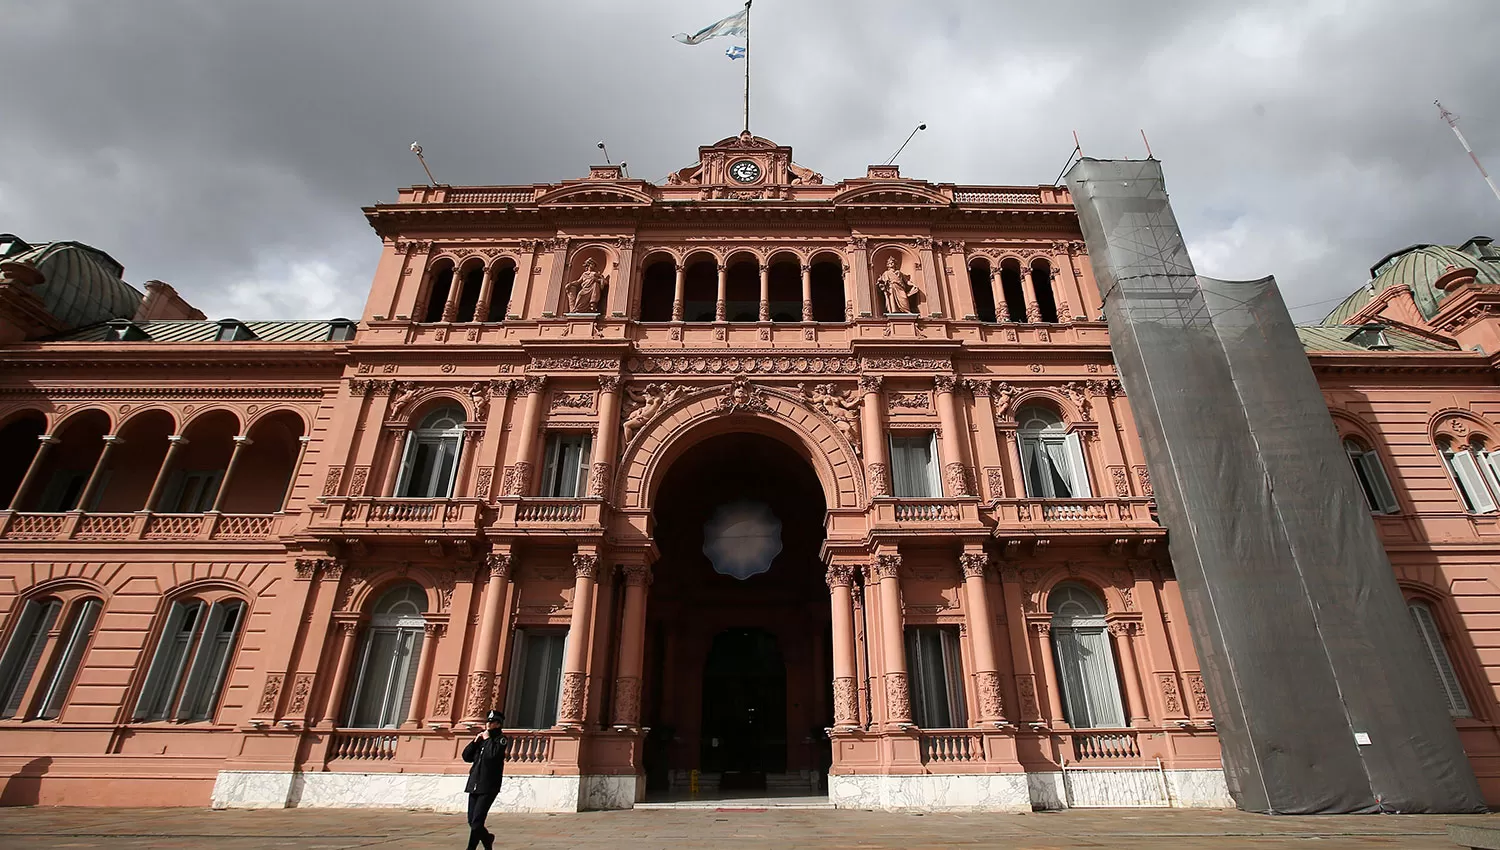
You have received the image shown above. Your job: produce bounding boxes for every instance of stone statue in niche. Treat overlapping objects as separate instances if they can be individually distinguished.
[622,382,687,444]
[876,256,919,315]
[801,382,862,455]
[564,257,607,314]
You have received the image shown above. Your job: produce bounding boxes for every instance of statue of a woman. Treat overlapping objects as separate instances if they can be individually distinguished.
[876,257,918,315]
[564,258,607,313]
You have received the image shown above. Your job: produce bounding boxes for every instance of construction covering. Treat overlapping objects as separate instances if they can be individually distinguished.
[1065,158,1484,814]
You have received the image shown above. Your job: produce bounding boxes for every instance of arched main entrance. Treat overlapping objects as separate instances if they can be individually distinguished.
[642,431,832,798]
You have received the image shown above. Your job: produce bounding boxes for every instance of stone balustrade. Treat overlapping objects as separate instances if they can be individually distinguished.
[0,510,282,542]
[308,497,484,536]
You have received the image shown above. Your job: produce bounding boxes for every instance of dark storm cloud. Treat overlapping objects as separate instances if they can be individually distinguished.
[1,0,1495,322]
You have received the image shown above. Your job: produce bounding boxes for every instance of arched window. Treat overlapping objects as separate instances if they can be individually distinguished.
[134,596,245,722]
[1048,583,1125,728]
[346,583,428,729]
[454,264,484,323]
[998,260,1027,323]
[484,263,516,323]
[638,259,676,322]
[1344,438,1398,513]
[1408,600,1471,717]
[1031,261,1059,323]
[809,257,846,322]
[1017,406,1091,498]
[682,258,717,323]
[0,595,101,720]
[396,405,465,498]
[1438,436,1500,514]
[420,263,455,323]
[968,260,997,323]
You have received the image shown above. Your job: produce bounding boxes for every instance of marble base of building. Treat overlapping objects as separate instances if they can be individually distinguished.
[211,771,643,813]
[829,769,1232,811]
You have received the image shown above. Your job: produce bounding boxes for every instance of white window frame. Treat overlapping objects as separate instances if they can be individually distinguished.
[1018,408,1091,499]
[904,626,967,729]
[541,432,593,498]
[395,407,465,499]
[889,432,941,498]
[506,628,567,730]
[1048,584,1126,729]
[1344,438,1399,514]
[1440,441,1498,514]
[133,598,245,722]
[1408,600,1471,718]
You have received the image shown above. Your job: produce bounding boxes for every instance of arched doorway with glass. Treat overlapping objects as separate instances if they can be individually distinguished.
[641,429,832,800]
[345,582,428,729]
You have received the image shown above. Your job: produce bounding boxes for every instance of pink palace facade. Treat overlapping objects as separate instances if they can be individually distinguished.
[0,135,1498,812]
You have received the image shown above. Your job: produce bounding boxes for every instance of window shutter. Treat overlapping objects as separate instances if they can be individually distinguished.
[1078,627,1126,727]
[344,629,379,727]
[1451,450,1496,513]
[38,599,101,720]
[1360,452,1400,514]
[541,435,563,498]
[1,600,60,718]
[393,432,417,497]
[1020,437,1040,497]
[575,435,593,498]
[924,433,942,497]
[1063,433,1092,497]
[941,629,968,728]
[176,603,228,720]
[184,602,242,722]
[439,436,462,498]
[134,601,194,721]
[0,601,47,716]
[395,629,424,727]
[1409,602,1470,717]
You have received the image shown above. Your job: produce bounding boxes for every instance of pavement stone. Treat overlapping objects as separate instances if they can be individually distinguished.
[0,806,1497,849]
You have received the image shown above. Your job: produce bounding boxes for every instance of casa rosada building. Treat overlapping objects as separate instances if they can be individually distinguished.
[1,133,1499,813]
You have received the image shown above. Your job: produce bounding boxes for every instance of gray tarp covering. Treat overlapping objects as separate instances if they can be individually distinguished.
[1065,158,1484,814]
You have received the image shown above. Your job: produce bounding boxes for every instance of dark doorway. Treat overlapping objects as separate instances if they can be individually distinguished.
[700,628,787,788]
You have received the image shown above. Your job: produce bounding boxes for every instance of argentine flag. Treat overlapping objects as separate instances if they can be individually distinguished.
[673,3,749,45]
[725,45,746,60]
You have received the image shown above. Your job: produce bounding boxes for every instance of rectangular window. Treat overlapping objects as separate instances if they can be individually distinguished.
[162,470,223,513]
[1053,626,1126,728]
[507,629,566,729]
[1409,602,1471,718]
[1021,433,1091,498]
[541,433,592,498]
[889,433,940,498]
[396,434,461,498]
[904,627,966,729]
[36,599,101,720]
[0,599,62,718]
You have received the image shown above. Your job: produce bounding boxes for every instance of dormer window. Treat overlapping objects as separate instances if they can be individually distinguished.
[1345,324,1392,351]
[327,319,357,341]
[214,320,256,342]
[104,320,150,341]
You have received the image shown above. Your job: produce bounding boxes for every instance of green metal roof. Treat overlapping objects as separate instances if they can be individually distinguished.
[1322,240,1500,326]
[52,319,352,343]
[1295,325,1460,353]
[5,241,143,330]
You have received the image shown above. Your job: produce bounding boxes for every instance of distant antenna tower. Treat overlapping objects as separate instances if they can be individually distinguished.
[1436,101,1500,204]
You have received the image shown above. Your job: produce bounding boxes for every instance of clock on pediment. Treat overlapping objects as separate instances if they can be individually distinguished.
[729,159,762,183]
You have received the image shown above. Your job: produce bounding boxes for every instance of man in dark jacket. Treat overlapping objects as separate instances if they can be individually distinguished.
[462,709,507,850]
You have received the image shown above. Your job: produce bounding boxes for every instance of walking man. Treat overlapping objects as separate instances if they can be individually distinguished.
[462,709,508,850]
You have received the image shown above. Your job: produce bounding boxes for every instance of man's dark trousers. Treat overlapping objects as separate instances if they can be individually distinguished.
[466,790,498,850]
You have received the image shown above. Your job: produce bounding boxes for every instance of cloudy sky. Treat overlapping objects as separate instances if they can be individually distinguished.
[1,0,1495,324]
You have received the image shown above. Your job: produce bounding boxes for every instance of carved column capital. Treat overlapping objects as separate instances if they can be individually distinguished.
[959,552,990,579]
[572,552,599,581]
[825,563,855,589]
[621,563,653,587]
[486,552,513,579]
[597,374,621,392]
[859,374,883,393]
[933,374,956,393]
[871,553,902,581]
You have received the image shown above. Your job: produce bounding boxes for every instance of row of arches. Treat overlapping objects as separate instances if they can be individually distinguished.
[417,258,517,324]
[638,251,846,323]
[0,408,305,514]
[968,258,1061,323]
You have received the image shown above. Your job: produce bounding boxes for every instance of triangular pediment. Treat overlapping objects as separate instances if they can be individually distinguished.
[536,183,655,207]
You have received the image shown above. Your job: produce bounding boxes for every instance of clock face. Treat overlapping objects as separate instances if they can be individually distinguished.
[729,159,762,183]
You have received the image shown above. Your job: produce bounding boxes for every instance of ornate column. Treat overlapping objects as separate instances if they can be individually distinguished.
[76,435,121,510]
[714,261,728,322]
[209,435,252,512]
[505,376,547,496]
[933,375,970,496]
[474,265,497,323]
[9,435,58,510]
[382,426,410,496]
[320,619,361,726]
[872,552,910,726]
[441,267,464,322]
[859,375,890,497]
[1033,622,1067,727]
[826,563,860,727]
[557,550,599,726]
[465,552,512,723]
[800,262,814,322]
[404,621,444,728]
[611,562,653,727]
[1110,621,1150,725]
[671,263,686,322]
[999,567,1041,722]
[591,376,622,499]
[279,435,312,511]
[959,551,1004,723]
[758,261,770,321]
[141,435,188,511]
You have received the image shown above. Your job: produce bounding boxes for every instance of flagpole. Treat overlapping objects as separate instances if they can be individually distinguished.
[743,0,751,133]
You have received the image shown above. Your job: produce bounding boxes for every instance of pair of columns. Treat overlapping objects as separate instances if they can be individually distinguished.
[438,266,505,324]
[856,374,972,498]
[668,262,816,323]
[826,549,1005,729]
[7,431,258,513]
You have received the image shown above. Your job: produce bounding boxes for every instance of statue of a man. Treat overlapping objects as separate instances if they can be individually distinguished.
[876,257,918,315]
[564,258,607,314]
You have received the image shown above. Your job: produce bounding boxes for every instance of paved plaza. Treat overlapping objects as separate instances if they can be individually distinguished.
[0,806,1497,849]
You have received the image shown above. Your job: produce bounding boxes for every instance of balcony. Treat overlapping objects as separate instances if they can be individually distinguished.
[491,498,606,538]
[318,727,579,775]
[987,497,1162,549]
[307,497,485,540]
[0,510,282,543]
[870,498,985,537]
